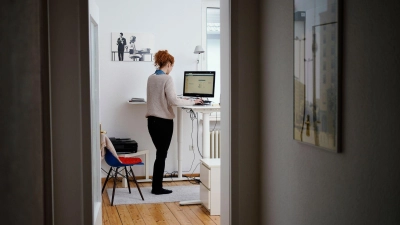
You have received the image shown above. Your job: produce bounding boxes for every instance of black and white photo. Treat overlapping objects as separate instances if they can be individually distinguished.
[111,32,155,62]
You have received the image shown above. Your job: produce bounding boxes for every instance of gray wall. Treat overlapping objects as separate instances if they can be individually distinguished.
[230,0,261,224]
[260,0,400,224]
[0,0,50,224]
[1,0,92,224]
[49,0,93,224]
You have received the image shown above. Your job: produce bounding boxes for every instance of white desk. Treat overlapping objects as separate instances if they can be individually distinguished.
[177,105,221,179]
[177,105,221,210]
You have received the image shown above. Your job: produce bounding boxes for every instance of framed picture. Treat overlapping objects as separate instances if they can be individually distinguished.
[111,32,155,62]
[293,0,340,152]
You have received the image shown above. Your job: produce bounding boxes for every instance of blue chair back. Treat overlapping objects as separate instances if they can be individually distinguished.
[104,148,125,167]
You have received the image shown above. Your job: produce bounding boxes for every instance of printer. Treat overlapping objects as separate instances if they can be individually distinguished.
[109,137,138,154]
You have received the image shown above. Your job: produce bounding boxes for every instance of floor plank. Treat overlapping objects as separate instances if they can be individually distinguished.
[189,205,217,225]
[126,205,146,225]
[105,205,123,225]
[102,204,111,225]
[199,205,221,225]
[136,204,159,225]
[164,202,192,225]
[155,203,181,225]
[116,205,135,225]
[178,202,205,225]
[101,180,219,225]
[145,203,169,225]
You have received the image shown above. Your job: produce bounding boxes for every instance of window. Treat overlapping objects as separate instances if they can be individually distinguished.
[202,0,220,102]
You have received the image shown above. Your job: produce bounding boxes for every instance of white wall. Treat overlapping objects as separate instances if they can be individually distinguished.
[96,0,209,177]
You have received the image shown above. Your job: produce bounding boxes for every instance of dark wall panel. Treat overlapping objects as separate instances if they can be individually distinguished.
[0,0,48,224]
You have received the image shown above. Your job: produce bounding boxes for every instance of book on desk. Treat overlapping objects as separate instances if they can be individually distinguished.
[129,97,146,103]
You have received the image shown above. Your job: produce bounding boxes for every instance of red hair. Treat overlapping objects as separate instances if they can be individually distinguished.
[154,50,174,69]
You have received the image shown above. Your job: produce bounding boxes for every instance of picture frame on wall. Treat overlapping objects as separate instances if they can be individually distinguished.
[293,0,340,152]
[111,32,155,62]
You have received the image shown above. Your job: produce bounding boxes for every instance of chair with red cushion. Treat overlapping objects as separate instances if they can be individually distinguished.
[101,148,144,205]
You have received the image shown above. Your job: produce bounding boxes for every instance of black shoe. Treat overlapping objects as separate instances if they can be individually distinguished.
[151,188,173,195]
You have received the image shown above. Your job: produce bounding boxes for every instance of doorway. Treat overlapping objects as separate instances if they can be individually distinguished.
[90,0,230,224]
[48,0,232,224]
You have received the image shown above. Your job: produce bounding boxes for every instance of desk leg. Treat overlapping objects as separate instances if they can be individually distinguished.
[202,113,210,159]
[145,152,149,180]
[180,111,211,206]
[177,107,183,179]
[122,169,127,188]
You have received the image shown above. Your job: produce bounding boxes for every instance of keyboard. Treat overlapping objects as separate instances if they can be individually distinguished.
[194,100,212,106]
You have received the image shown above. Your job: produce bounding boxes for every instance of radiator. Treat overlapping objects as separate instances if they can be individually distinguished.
[209,130,221,158]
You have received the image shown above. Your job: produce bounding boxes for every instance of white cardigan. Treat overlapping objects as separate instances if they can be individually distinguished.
[146,74,194,119]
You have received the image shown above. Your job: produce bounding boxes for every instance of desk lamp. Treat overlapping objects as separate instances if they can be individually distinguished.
[194,45,204,70]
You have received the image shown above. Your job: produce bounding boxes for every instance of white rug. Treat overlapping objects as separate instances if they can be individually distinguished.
[106,185,200,205]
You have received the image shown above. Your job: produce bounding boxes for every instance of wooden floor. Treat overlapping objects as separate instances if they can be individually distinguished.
[102,179,220,225]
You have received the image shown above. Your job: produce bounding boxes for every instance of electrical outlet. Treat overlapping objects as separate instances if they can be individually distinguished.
[189,145,194,151]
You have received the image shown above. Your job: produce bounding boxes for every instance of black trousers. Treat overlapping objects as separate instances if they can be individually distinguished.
[118,50,124,61]
[147,116,173,190]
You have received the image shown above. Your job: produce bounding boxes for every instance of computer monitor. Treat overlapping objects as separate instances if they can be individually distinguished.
[183,71,215,98]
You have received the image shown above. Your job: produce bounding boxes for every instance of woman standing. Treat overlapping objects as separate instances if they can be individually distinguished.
[146,50,202,195]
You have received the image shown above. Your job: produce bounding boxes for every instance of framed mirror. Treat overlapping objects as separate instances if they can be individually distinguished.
[293,0,340,152]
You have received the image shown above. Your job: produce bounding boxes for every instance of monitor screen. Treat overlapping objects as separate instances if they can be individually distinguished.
[183,71,215,98]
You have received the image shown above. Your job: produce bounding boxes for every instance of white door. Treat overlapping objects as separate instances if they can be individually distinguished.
[90,15,102,225]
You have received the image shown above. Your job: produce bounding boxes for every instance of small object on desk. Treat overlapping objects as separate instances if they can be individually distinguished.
[195,100,212,105]
[129,97,145,102]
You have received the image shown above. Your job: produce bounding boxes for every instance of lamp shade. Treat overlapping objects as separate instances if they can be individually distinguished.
[194,45,205,54]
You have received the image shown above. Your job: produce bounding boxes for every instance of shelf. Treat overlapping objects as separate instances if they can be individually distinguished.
[127,101,146,104]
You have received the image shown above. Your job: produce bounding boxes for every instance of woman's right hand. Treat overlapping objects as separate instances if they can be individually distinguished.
[194,98,203,105]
